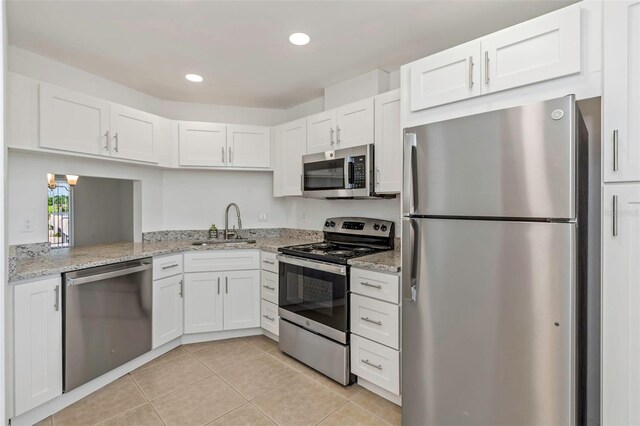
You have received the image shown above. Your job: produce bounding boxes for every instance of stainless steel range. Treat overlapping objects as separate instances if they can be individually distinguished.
[276,217,395,385]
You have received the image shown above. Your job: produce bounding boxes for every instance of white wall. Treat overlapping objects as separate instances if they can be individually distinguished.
[324,69,390,110]
[8,151,163,245]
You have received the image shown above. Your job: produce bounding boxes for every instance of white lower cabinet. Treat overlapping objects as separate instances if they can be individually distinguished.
[260,300,279,336]
[260,251,280,337]
[14,276,63,416]
[602,184,640,425]
[183,252,260,334]
[351,294,400,350]
[152,274,184,348]
[184,272,224,333]
[223,270,261,330]
[351,335,400,395]
[350,268,401,399]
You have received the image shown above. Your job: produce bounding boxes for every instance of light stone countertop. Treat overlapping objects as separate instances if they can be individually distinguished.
[10,237,402,282]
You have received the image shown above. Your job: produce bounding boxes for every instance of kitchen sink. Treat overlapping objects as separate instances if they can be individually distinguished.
[191,239,256,246]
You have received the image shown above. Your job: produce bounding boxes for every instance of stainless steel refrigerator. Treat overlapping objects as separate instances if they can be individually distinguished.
[402,95,599,425]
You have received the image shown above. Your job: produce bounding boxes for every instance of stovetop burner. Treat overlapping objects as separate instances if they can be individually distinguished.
[326,250,356,258]
[312,242,336,250]
[353,247,374,254]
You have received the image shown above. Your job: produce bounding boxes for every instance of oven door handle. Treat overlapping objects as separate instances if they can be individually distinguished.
[276,254,347,276]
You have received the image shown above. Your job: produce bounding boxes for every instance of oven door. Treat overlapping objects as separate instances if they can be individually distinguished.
[277,255,349,343]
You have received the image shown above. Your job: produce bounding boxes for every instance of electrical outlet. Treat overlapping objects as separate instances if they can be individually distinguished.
[258,212,268,222]
[22,216,34,233]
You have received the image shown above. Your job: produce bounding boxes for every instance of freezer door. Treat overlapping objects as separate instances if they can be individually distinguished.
[402,218,576,426]
[403,96,576,219]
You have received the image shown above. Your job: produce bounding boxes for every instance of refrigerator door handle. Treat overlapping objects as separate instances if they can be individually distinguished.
[403,132,418,215]
[405,218,419,302]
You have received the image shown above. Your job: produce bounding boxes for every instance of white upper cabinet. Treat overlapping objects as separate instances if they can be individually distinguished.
[307,110,337,154]
[335,98,374,149]
[39,83,110,156]
[374,90,401,194]
[410,41,482,111]
[178,122,227,167]
[227,124,271,168]
[604,1,640,182]
[602,184,640,426]
[39,83,158,163]
[109,103,157,163]
[223,270,261,330]
[407,3,582,112]
[279,118,307,196]
[481,3,581,94]
[14,277,62,416]
[184,272,224,334]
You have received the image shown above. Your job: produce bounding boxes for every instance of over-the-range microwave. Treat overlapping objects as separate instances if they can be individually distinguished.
[302,144,392,199]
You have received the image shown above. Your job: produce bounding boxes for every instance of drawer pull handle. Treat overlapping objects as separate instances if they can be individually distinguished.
[162,264,180,270]
[263,259,276,265]
[361,281,382,289]
[361,317,382,326]
[262,314,275,321]
[263,285,276,290]
[361,359,383,370]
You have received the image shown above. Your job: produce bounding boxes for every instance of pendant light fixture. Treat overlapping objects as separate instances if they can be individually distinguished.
[66,175,79,186]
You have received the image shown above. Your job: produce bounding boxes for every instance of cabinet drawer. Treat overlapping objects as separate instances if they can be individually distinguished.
[351,268,400,304]
[351,335,400,395]
[261,251,278,273]
[351,294,400,349]
[261,270,279,304]
[184,250,259,272]
[153,254,184,280]
[261,300,279,336]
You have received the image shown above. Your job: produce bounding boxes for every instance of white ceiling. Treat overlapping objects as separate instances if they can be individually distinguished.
[7,0,577,109]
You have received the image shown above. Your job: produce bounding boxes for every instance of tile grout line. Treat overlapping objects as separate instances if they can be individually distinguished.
[248,400,280,425]
[349,395,395,425]
[312,397,350,426]
[90,400,149,426]
[129,373,150,402]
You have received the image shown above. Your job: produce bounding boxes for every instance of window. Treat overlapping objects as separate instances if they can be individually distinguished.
[48,178,72,248]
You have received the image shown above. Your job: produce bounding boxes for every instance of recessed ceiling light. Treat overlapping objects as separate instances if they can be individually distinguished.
[185,74,203,83]
[289,33,310,46]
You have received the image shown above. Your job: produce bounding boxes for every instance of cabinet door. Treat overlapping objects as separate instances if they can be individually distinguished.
[280,119,306,196]
[336,98,374,149]
[604,1,640,182]
[184,272,223,333]
[14,277,62,415]
[307,110,336,154]
[602,184,640,425]
[227,125,271,168]
[409,40,481,111]
[179,122,227,167]
[374,90,401,194]
[481,3,581,95]
[110,103,157,163]
[152,275,184,348]
[223,270,260,330]
[39,83,110,156]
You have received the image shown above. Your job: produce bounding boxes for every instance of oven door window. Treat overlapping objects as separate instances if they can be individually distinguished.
[304,159,345,191]
[279,263,348,332]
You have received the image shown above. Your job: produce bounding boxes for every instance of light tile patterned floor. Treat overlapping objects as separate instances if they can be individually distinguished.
[36,335,401,426]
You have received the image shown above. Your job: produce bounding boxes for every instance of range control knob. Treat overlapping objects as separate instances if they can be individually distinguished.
[373,224,380,231]
[330,221,336,227]
[381,225,388,232]
[325,221,331,228]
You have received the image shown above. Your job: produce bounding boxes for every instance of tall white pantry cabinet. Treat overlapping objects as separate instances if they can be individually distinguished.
[602,2,640,425]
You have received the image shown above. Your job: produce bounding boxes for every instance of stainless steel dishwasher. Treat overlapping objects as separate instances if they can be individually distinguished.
[63,258,152,392]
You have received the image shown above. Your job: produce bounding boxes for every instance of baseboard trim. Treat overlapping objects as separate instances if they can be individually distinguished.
[357,377,402,406]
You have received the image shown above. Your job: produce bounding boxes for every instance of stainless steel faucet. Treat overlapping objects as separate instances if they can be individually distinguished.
[224,203,242,239]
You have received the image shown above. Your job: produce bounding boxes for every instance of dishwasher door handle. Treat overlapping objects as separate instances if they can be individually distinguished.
[67,263,152,286]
